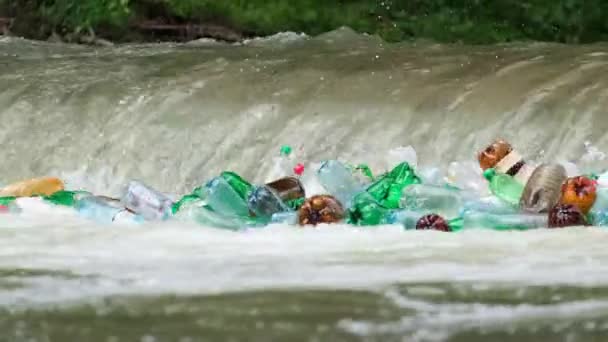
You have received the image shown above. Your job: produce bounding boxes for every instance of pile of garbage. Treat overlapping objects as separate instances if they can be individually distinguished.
[1,139,606,231]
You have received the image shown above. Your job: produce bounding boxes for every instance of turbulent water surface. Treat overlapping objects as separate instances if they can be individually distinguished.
[1,29,608,341]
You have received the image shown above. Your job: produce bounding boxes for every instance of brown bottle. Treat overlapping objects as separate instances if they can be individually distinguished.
[265,176,305,203]
[298,195,345,226]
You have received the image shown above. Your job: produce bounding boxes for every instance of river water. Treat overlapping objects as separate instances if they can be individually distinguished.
[1,29,608,341]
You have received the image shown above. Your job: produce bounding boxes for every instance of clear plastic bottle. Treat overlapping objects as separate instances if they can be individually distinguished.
[247,185,290,221]
[400,184,475,219]
[122,181,174,221]
[454,210,547,231]
[317,160,365,207]
[76,196,143,224]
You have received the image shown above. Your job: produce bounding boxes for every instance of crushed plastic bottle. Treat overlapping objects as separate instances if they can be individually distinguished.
[122,181,174,221]
[367,162,421,209]
[347,192,388,226]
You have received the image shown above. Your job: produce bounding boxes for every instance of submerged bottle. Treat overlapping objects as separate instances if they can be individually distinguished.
[270,211,298,225]
[174,198,255,230]
[453,210,547,231]
[76,196,143,224]
[484,168,524,207]
[384,209,426,229]
[122,181,174,221]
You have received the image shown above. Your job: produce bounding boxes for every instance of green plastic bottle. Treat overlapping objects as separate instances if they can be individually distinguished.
[0,196,16,207]
[220,171,254,201]
[484,168,524,207]
[347,162,421,226]
[368,162,421,209]
[43,190,91,207]
[346,192,389,226]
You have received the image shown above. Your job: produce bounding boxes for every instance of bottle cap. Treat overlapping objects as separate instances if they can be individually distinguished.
[293,163,305,176]
[483,168,496,181]
[559,176,597,215]
[548,203,588,228]
[298,195,344,226]
[478,139,513,171]
[280,145,292,156]
[415,214,451,232]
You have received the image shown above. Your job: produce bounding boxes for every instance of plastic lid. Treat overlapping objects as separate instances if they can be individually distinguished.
[483,168,496,181]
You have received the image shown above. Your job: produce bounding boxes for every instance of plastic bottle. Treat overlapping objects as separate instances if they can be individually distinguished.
[75,196,143,224]
[478,139,534,186]
[247,185,291,221]
[219,171,254,201]
[202,176,251,219]
[265,145,296,183]
[0,196,20,213]
[0,177,64,197]
[461,196,519,215]
[384,209,426,229]
[453,210,547,231]
[317,160,365,207]
[367,162,421,209]
[174,199,254,230]
[122,181,174,221]
[400,184,472,219]
[589,187,608,226]
[484,168,524,207]
[446,161,489,196]
[270,211,298,225]
[43,190,91,207]
[520,163,567,213]
[346,192,388,226]
[265,176,306,206]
